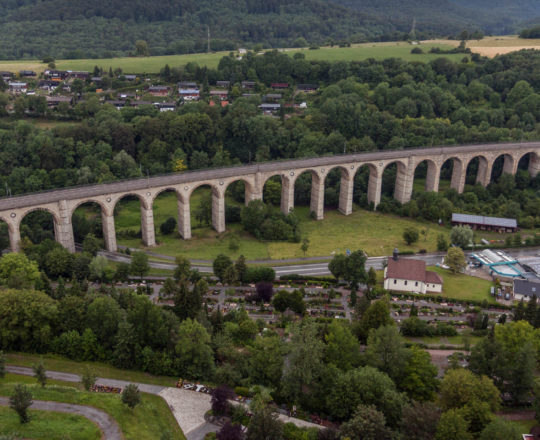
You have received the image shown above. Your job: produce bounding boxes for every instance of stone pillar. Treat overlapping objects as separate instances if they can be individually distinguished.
[367,167,382,208]
[140,205,156,247]
[101,212,117,252]
[178,197,191,240]
[476,158,493,187]
[529,153,540,178]
[212,190,226,233]
[310,172,325,220]
[425,161,440,192]
[281,175,295,215]
[503,155,518,175]
[246,173,263,205]
[8,225,21,253]
[338,171,354,215]
[394,161,414,204]
[56,200,75,252]
[450,158,466,194]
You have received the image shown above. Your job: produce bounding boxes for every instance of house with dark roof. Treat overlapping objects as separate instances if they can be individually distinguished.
[148,86,169,97]
[513,278,540,301]
[451,213,517,233]
[384,249,443,294]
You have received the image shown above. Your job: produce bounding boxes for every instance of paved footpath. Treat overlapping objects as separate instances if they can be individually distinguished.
[0,396,122,440]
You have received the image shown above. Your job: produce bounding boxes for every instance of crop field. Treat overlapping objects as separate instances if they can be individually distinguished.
[1,42,464,75]
[428,35,540,58]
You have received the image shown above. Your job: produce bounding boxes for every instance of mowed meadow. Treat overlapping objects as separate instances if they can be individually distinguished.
[2,42,464,75]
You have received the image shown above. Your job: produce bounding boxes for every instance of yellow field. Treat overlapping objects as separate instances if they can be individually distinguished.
[427,35,540,58]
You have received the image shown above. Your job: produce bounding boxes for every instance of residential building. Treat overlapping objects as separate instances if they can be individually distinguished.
[271,82,289,89]
[513,278,540,301]
[216,81,230,88]
[259,103,281,115]
[46,96,72,107]
[8,82,27,94]
[297,83,319,92]
[148,86,169,97]
[384,249,443,294]
[179,88,200,101]
[241,81,255,89]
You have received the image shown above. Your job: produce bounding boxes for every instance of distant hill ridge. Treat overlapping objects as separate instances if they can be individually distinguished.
[0,0,539,60]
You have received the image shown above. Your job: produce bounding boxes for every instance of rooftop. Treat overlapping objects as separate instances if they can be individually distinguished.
[452,213,517,228]
[386,258,443,284]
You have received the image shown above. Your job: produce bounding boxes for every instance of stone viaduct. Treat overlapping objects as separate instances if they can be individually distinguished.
[1,141,540,253]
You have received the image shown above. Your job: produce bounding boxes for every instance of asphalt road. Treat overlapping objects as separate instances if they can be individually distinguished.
[0,396,122,440]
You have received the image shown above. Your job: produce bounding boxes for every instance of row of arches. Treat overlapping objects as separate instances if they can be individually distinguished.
[1,150,538,252]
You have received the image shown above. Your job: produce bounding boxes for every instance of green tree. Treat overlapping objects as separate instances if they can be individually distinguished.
[401,401,441,440]
[121,384,141,409]
[89,255,112,283]
[437,234,448,251]
[81,367,96,391]
[247,401,283,440]
[213,254,233,282]
[439,369,500,412]
[403,227,419,245]
[339,404,395,440]
[300,238,310,257]
[358,299,394,341]
[328,250,367,290]
[445,246,466,273]
[113,321,140,369]
[365,325,409,383]
[9,384,33,424]
[248,336,284,388]
[32,358,47,387]
[0,350,5,378]
[435,409,472,440]
[324,321,361,371]
[174,256,191,281]
[0,253,40,289]
[130,251,149,280]
[234,255,247,283]
[508,341,537,404]
[175,318,214,380]
[82,233,100,256]
[479,419,521,440]
[135,40,149,56]
[400,346,439,401]
[450,225,473,248]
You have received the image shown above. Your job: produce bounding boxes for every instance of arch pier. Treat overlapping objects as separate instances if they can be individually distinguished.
[1,142,539,253]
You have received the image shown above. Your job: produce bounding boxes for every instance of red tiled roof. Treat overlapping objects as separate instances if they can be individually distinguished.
[386,258,442,284]
[426,270,443,285]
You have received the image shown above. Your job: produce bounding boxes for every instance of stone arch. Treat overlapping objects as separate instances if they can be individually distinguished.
[440,156,466,193]
[351,162,380,208]
[186,182,225,235]
[112,192,155,248]
[0,214,15,234]
[111,192,150,212]
[323,165,352,212]
[293,168,325,219]
[260,172,284,208]
[69,198,110,218]
[0,214,13,252]
[413,158,440,192]
[516,151,540,177]
[491,153,516,181]
[17,205,60,228]
[381,159,409,203]
[150,187,182,206]
[465,154,491,187]
[222,177,256,206]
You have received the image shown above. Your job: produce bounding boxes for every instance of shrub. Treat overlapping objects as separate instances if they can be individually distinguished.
[160,217,177,235]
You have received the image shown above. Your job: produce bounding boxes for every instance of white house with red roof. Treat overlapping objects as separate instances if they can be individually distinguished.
[384,249,443,294]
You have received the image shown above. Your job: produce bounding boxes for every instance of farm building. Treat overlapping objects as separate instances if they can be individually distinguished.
[451,213,517,233]
[513,278,540,302]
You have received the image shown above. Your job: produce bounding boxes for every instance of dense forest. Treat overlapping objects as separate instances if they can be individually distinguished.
[0,0,540,59]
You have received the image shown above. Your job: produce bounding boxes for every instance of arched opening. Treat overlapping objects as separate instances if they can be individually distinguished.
[0,218,9,252]
[353,164,376,209]
[152,189,180,243]
[72,202,104,247]
[439,158,454,192]
[113,194,145,247]
[20,209,56,245]
[189,184,216,237]
[323,168,342,210]
[515,152,537,189]
[262,175,282,207]
[490,155,506,182]
[224,180,247,227]
[517,153,532,172]
[381,163,398,199]
[465,157,480,186]
[294,171,313,209]
[413,160,428,192]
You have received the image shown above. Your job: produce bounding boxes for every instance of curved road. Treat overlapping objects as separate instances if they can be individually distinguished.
[0,396,122,440]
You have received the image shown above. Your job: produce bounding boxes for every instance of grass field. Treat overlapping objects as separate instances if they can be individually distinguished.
[0,406,101,440]
[430,266,494,303]
[429,35,540,58]
[6,353,178,388]
[0,42,463,74]
[405,335,482,347]
[0,373,185,440]
[111,188,451,260]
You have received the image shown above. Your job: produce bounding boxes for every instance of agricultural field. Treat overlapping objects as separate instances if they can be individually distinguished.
[429,35,540,57]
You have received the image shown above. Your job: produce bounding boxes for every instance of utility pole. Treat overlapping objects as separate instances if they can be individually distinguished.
[207,25,211,53]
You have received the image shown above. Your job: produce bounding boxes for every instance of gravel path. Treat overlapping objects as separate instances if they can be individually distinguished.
[0,396,122,440]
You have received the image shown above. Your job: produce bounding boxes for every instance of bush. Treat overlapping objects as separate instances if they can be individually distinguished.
[245,267,275,283]
[411,47,423,54]
[160,217,177,235]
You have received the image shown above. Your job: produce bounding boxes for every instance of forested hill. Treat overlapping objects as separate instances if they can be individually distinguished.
[336,0,540,36]
[1,0,540,60]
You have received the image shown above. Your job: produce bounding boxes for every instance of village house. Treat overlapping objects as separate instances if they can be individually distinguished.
[451,213,518,233]
[148,86,169,97]
[44,70,68,81]
[259,103,281,115]
[297,83,319,92]
[384,249,443,294]
[118,92,137,100]
[216,80,230,88]
[155,102,176,112]
[241,81,256,89]
[178,81,198,89]
[46,96,72,108]
[19,70,36,77]
[210,90,229,100]
[122,74,137,81]
[68,71,90,80]
[8,82,27,95]
[513,278,540,302]
[0,71,13,82]
[271,82,289,89]
[38,80,59,93]
[179,88,200,101]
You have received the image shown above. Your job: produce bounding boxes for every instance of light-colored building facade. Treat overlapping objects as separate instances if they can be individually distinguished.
[384,251,443,294]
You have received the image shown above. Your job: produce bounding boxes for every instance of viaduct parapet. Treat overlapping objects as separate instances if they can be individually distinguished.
[1,142,539,253]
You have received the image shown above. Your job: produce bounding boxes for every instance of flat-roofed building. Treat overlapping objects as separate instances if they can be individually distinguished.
[451,213,517,233]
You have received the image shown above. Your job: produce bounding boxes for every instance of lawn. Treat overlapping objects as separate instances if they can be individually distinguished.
[0,406,101,440]
[1,41,465,75]
[405,335,482,348]
[430,266,494,303]
[6,353,178,388]
[110,188,451,260]
[0,375,185,440]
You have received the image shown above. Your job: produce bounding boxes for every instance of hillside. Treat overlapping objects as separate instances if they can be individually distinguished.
[0,0,540,60]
